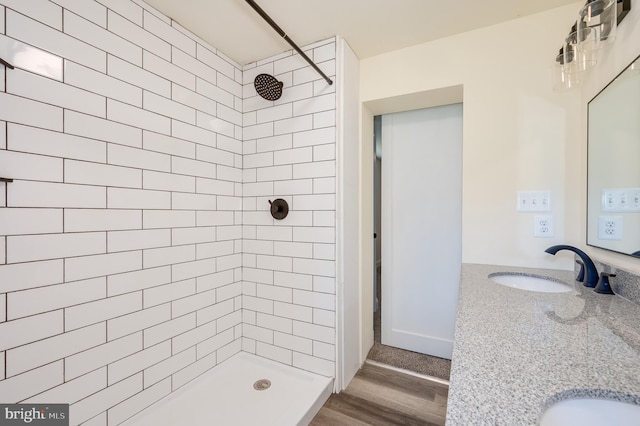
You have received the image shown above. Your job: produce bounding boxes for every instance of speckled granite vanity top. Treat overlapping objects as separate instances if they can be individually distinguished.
[445,264,640,425]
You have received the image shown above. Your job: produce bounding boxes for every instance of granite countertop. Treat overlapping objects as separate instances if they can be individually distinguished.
[445,263,640,425]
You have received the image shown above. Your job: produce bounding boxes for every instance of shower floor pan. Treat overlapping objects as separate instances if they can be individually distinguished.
[121,352,333,426]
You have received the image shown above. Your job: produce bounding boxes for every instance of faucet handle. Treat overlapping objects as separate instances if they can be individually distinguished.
[575,260,585,282]
[594,272,616,295]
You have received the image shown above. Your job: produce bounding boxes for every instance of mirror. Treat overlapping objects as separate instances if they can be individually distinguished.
[587,54,640,257]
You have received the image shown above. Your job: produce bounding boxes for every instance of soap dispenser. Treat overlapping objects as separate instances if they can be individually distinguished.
[594,272,616,295]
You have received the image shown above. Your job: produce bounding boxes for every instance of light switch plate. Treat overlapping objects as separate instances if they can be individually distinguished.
[517,191,551,212]
[602,188,640,212]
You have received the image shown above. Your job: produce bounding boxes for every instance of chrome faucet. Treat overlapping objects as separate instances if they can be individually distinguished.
[545,245,599,288]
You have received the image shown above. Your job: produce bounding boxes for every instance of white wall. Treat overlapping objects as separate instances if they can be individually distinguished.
[336,38,360,390]
[241,40,337,377]
[361,3,584,270]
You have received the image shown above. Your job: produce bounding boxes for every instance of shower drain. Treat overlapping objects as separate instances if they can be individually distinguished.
[253,379,271,391]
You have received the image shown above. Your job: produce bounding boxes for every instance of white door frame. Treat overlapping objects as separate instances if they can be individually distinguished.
[335,84,464,390]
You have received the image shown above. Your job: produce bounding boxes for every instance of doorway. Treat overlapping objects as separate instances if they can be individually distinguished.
[351,84,463,385]
[367,103,462,376]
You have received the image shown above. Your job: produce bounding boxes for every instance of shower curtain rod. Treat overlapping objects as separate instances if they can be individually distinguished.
[245,0,333,85]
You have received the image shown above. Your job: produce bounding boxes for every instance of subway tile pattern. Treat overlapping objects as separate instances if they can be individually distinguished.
[241,39,337,378]
[0,1,245,424]
[0,0,338,424]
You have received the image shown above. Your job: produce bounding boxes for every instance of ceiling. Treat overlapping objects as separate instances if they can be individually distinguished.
[143,0,578,66]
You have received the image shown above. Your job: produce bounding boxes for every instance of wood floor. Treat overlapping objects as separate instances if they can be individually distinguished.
[310,362,449,425]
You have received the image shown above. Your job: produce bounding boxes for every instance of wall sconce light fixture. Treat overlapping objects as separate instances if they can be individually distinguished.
[553,0,631,91]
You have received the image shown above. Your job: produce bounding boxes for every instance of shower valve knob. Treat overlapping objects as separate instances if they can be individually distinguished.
[269,199,289,220]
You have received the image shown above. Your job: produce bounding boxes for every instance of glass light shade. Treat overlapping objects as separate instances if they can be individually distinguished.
[578,0,617,49]
[553,46,583,91]
[553,63,583,91]
[582,0,614,19]
[569,28,599,71]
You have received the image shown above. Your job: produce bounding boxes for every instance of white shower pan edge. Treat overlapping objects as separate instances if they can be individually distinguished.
[121,351,333,426]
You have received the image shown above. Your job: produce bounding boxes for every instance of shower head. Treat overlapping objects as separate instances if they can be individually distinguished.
[254,73,283,101]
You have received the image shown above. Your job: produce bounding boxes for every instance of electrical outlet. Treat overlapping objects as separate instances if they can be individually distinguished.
[534,215,554,237]
[598,215,623,240]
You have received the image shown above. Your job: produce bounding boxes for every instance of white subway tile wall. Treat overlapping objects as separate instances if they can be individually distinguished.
[242,39,336,378]
[0,0,337,424]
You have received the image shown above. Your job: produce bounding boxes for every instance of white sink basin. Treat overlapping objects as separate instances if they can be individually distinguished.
[489,273,572,293]
[540,398,640,426]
